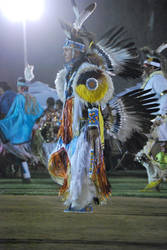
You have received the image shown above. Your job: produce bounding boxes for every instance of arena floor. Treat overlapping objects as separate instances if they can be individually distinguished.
[0,194,167,250]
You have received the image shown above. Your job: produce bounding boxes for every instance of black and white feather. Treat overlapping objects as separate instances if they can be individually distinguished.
[72,2,97,31]
[104,88,159,154]
[94,26,142,79]
[60,1,96,43]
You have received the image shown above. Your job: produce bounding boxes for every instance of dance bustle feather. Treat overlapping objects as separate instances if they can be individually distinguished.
[105,89,159,153]
[95,26,142,79]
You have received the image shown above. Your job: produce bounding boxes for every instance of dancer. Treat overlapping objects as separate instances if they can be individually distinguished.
[0,77,43,182]
[36,97,63,165]
[40,98,62,143]
[48,1,159,212]
[0,82,18,177]
[136,45,167,190]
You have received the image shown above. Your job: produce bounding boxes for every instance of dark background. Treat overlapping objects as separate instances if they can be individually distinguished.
[0,0,167,93]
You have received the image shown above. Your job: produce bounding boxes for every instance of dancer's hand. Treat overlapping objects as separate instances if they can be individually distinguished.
[87,127,98,146]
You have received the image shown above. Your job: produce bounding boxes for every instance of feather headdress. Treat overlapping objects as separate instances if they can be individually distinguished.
[60,0,142,80]
[60,1,96,52]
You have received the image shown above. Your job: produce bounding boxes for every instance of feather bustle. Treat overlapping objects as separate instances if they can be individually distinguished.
[105,89,159,153]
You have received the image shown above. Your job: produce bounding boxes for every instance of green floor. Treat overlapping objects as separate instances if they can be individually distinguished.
[0,175,167,198]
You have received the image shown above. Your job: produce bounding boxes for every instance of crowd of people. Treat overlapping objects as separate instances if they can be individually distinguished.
[0,1,167,213]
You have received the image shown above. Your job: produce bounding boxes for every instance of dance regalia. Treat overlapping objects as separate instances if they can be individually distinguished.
[48,1,159,211]
[0,93,43,161]
[49,61,113,208]
[136,50,167,190]
[141,50,167,143]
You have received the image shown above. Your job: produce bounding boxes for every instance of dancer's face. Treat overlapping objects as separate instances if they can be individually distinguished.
[17,86,29,94]
[63,48,73,62]
[63,48,81,62]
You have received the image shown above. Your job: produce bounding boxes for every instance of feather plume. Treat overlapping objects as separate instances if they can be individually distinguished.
[73,3,97,31]
[71,0,80,19]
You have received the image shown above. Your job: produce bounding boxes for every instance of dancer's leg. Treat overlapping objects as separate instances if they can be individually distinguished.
[21,161,31,183]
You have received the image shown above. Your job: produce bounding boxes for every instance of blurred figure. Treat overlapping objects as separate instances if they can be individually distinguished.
[142,51,167,153]
[55,99,63,131]
[33,97,63,167]
[0,82,16,119]
[137,45,167,190]
[0,77,43,183]
[40,98,62,144]
[0,82,17,178]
